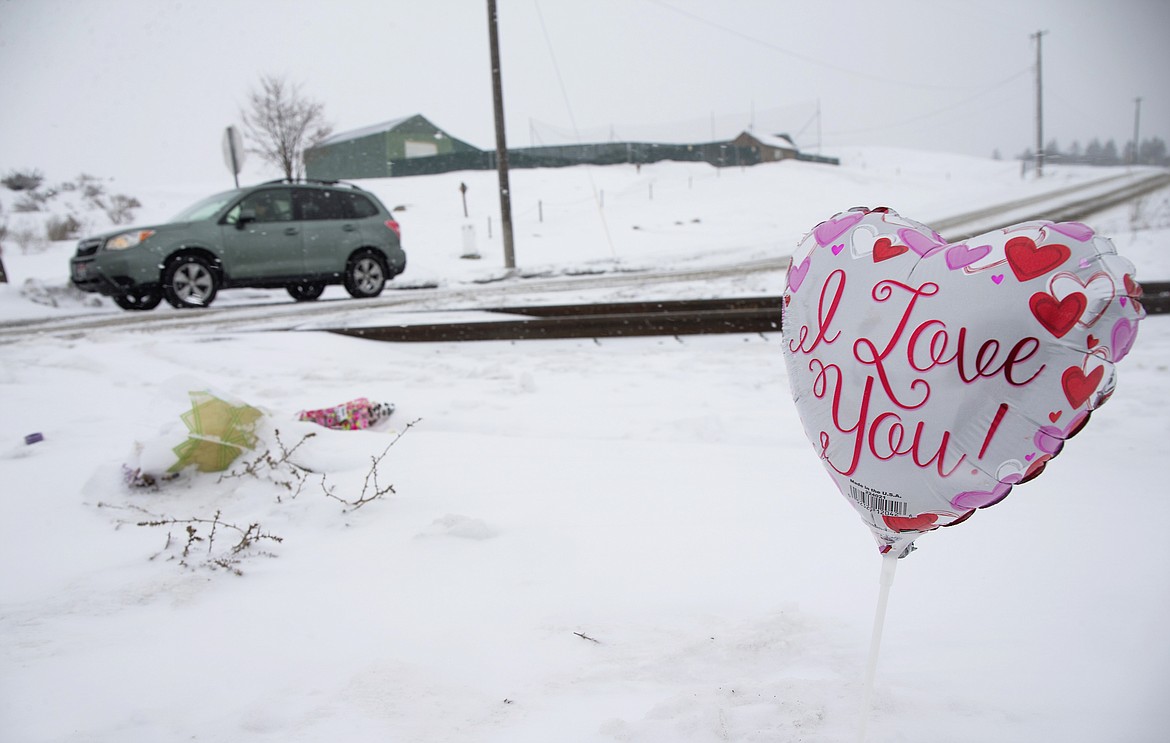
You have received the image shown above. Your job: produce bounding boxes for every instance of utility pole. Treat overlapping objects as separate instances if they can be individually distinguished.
[816,98,822,154]
[1131,97,1143,165]
[486,0,516,270]
[1032,30,1047,178]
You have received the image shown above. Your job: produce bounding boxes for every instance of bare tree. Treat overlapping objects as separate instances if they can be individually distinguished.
[240,75,332,180]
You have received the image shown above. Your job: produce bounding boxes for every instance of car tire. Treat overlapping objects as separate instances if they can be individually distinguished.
[162,254,219,308]
[287,282,326,302]
[344,250,387,299]
[112,289,162,311]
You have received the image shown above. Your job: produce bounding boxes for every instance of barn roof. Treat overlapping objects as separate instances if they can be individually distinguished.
[741,131,798,151]
[316,115,418,147]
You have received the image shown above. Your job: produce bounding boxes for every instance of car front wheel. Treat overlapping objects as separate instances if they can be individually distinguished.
[162,255,219,308]
[287,282,326,302]
[113,289,162,311]
[344,250,387,299]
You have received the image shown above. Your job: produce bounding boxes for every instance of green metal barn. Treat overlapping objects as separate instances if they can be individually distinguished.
[305,114,482,180]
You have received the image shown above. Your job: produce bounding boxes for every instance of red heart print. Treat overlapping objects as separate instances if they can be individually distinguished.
[872,237,908,262]
[1087,334,1098,348]
[1062,364,1105,408]
[1006,236,1071,282]
[1029,291,1087,338]
[882,513,939,532]
[1048,410,1062,423]
[1022,454,1052,483]
[1124,274,1143,298]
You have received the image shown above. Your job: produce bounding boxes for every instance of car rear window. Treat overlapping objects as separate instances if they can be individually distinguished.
[295,189,347,221]
[343,193,380,219]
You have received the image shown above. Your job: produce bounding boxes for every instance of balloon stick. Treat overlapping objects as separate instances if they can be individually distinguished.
[858,549,900,742]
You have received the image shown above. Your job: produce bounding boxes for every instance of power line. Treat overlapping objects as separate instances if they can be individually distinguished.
[823,68,1030,137]
[532,0,617,257]
[644,0,1021,92]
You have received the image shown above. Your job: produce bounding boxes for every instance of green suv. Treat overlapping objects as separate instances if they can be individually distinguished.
[70,179,406,310]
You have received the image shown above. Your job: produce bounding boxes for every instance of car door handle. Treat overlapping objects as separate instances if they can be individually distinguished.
[342,224,357,232]
[285,227,300,236]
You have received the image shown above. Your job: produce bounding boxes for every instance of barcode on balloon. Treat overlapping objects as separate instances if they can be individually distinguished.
[848,485,908,516]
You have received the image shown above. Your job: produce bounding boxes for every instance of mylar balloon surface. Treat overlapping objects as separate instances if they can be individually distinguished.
[782,208,1144,556]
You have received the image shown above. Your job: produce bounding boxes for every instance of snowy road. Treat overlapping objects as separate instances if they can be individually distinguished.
[1,169,1164,342]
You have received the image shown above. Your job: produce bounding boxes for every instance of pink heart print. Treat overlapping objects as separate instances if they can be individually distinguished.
[787,256,811,292]
[813,212,864,246]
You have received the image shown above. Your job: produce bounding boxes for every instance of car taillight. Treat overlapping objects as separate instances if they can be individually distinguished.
[385,219,401,238]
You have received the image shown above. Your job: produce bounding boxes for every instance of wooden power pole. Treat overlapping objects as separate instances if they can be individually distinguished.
[1132,97,1143,165]
[1032,30,1047,178]
[487,0,516,270]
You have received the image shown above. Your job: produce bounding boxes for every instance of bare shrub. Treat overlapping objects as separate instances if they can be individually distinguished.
[77,173,105,202]
[99,501,283,576]
[104,194,141,225]
[11,227,47,254]
[13,193,43,212]
[45,214,82,241]
[106,420,417,575]
[2,169,44,191]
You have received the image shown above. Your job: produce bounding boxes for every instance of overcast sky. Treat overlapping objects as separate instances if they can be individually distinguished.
[1,0,1166,191]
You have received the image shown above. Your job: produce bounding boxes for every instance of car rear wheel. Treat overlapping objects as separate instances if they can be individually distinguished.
[344,250,387,298]
[287,282,326,302]
[113,289,162,311]
[163,255,219,308]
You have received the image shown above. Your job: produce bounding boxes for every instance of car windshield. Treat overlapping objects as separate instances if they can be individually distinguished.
[170,190,241,222]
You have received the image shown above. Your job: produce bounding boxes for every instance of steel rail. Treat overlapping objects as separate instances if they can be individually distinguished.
[328,277,1167,343]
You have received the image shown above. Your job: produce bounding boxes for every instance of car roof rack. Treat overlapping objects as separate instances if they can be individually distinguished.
[258,177,367,191]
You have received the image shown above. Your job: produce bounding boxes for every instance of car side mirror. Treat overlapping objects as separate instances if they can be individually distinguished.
[236,208,257,229]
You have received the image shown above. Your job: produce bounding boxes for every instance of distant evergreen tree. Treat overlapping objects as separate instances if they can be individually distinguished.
[1139,137,1168,166]
[1123,141,1138,164]
[1085,139,1104,165]
[1102,140,1119,165]
[1022,135,1167,168]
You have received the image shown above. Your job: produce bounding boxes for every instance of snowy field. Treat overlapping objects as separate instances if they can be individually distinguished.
[2,150,1169,742]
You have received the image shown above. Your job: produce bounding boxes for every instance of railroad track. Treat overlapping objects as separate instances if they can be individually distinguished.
[329,283,1168,343]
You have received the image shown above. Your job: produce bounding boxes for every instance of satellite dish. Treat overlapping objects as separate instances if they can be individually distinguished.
[222,126,246,187]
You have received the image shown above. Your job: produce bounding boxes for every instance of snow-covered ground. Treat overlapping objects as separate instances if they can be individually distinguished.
[1,150,1169,742]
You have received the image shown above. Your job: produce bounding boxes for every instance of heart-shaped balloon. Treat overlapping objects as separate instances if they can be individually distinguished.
[782,208,1145,557]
